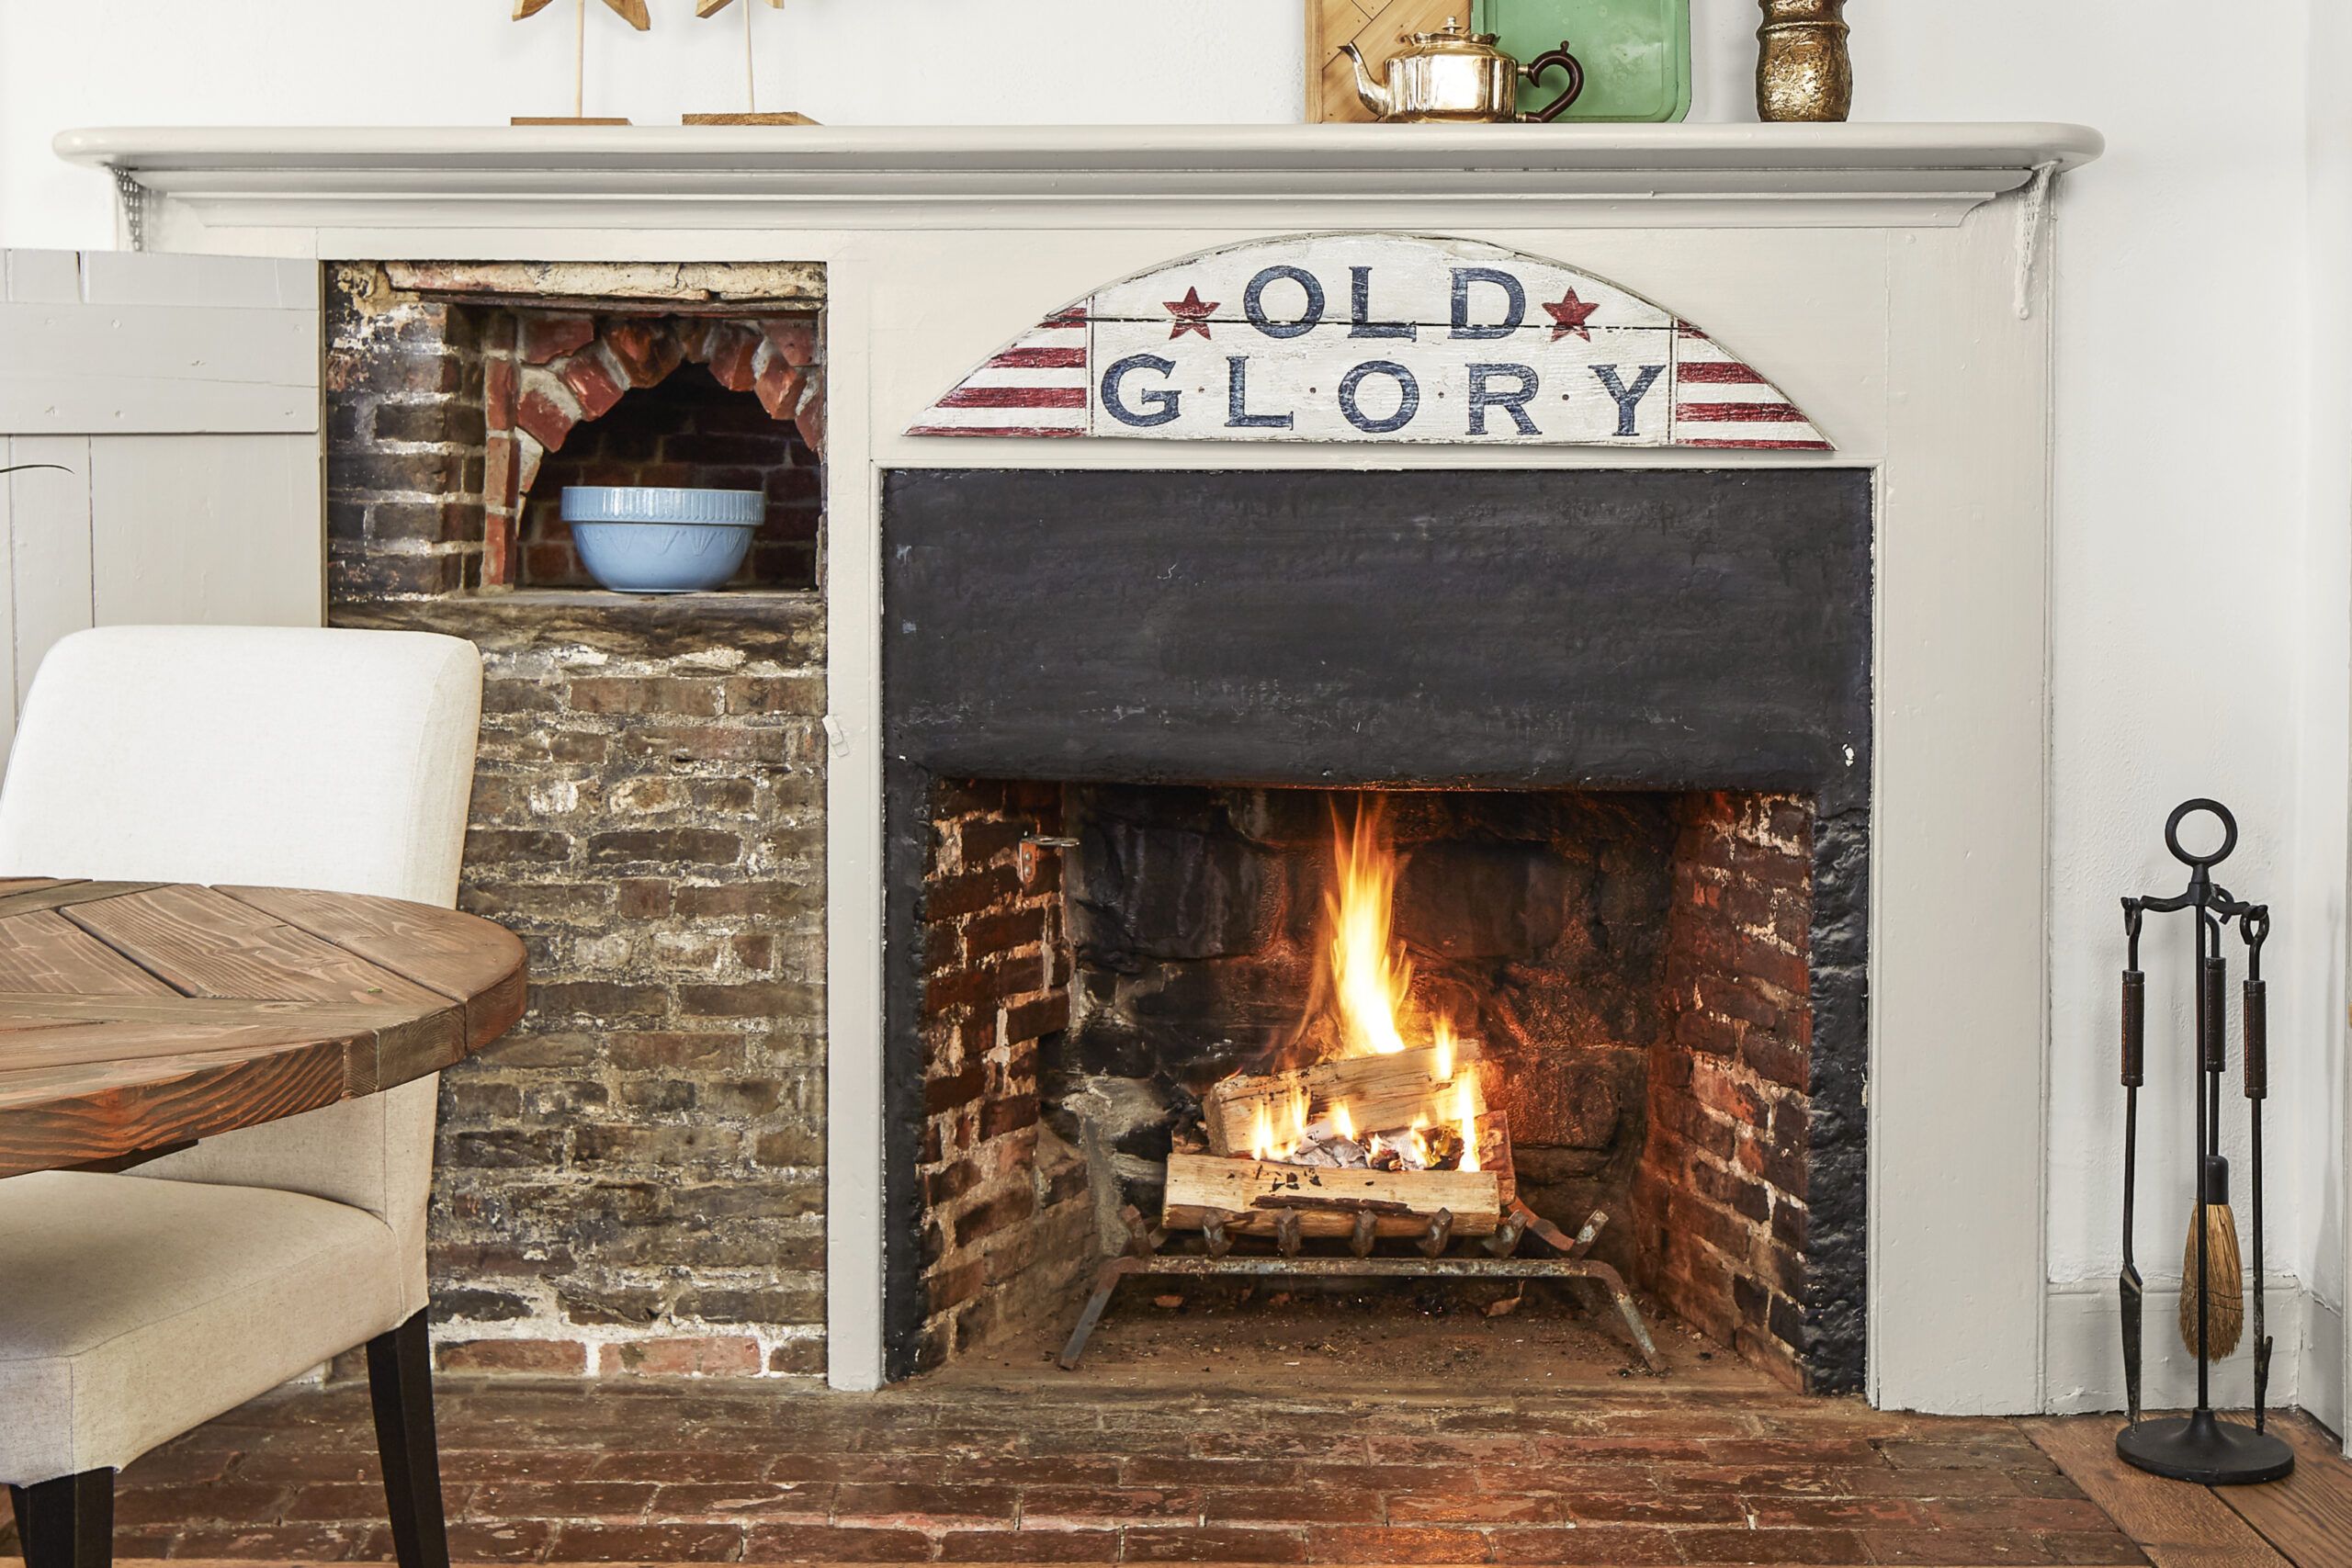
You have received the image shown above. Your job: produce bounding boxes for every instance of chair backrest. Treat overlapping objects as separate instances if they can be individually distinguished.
[0,626,482,1314]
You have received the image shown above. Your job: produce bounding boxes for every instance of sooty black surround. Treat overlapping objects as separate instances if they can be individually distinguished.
[878,467,1872,1390]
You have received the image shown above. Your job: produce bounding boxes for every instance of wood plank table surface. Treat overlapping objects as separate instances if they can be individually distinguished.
[0,878,526,1178]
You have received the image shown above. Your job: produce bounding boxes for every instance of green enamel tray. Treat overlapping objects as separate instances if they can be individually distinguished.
[1476,0,1691,123]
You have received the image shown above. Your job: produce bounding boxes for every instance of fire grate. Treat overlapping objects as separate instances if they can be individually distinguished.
[1057,1199,1664,1372]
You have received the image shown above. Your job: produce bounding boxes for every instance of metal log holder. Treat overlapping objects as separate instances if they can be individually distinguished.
[2113,798,2292,1484]
[1057,1197,1666,1373]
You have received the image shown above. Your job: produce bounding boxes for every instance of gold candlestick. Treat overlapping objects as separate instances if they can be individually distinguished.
[1757,0,1851,123]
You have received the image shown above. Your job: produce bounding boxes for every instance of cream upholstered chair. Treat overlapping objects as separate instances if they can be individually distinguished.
[0,626,482,1568]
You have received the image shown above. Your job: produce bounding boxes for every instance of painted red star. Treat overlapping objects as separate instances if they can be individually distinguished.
[1543,288,1600,341]
[1164,286,1220,340]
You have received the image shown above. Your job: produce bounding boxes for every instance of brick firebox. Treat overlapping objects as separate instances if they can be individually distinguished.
[328,261,831,1375]
[906,783,1849,1392]
[1637,793,1818,1388]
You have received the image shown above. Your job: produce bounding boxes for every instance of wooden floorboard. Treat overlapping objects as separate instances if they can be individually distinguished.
[2032,1416,2294,1567]
[2211,1414,2352,1566]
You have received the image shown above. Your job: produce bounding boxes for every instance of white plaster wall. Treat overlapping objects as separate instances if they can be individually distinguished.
[2,0,2344,1420]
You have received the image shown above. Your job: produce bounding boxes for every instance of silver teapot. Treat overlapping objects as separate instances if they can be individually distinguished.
[1340,17,1584,124]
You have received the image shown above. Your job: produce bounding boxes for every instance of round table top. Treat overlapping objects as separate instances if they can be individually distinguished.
[0,878,526,1179]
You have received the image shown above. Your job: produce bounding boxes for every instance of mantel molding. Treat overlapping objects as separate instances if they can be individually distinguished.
[57,123,2103,234]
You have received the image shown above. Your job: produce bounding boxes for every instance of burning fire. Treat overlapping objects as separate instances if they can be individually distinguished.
[1327,800,1412,1056]
[1233,797,1483,1173]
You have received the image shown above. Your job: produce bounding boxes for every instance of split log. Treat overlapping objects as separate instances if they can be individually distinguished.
[1204,1045,1487,1156]
[1163,1133,1509,1237]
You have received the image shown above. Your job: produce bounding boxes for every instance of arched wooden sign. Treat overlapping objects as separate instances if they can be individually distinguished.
[910,234,1830,450]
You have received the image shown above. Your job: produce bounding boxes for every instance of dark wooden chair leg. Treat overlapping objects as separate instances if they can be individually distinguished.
[366,1308,450,1568]
[7,1469,113,1568]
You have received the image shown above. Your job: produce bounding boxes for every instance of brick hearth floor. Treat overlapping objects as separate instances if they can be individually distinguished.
[74,1366,2188,1565]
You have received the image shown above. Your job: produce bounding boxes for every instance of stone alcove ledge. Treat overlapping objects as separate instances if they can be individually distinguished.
[59,122,2102,234]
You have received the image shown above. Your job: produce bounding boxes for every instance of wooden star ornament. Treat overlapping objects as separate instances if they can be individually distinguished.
[695,0,782,17]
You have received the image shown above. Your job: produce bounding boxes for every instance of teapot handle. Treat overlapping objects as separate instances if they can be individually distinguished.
[1518,43,1585,122]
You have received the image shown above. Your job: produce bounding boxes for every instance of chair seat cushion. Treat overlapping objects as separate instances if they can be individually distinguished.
[0,1170,405,1485]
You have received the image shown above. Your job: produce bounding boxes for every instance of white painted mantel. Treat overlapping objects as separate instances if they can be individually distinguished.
[59,123,2102,1413]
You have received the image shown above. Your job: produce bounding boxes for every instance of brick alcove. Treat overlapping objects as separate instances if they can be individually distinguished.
[326,260,833,1377]
[328,261,824,601]
[485,307,824,589]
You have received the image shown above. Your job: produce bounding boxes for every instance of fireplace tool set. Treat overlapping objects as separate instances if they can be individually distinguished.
[2114,798,2292,1483]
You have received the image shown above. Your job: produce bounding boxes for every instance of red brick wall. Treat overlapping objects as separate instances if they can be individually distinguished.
[913,780,1097,1371]
[518,364,820,590]
[1636,792,1814,1388]
[482,310,821,590]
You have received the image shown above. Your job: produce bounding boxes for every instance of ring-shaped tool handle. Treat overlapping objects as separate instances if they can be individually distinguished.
[2165,797,2238,869]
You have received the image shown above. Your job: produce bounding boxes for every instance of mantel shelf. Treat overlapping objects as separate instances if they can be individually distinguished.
[57,122,2103,233]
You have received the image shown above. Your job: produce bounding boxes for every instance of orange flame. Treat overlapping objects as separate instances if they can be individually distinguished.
[1432,1015,1458,1085]
[1332,1100,1357,1142]
[1326,799,1411,1056]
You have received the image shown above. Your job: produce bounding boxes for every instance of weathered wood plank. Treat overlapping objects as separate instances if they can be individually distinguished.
[2215,1414,2352,1566]
[2030,1417,2292,1568]
[64,884,449,1010]
[76,251,313,311]
[0,992,459,1081]
[0,880,162,918]
[4,250,83,305]
[0,300,317,434]
[220,885,529,1048]
[1164,1148,1502,1237]
[1204,1044,1486,1156]
[0,1038,349,1179]
[0,882,517,1175]
[89,434,324,629]
[0,908,179,997]
[6,434,92,715]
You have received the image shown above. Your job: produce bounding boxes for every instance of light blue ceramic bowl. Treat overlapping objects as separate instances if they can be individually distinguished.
[560,486,764,593]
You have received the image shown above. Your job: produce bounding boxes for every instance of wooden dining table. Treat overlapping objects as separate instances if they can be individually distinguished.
[0,878,526,1178]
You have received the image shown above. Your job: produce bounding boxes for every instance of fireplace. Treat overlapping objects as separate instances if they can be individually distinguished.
[108,123,2091,1409]
[880,466,1871,1391]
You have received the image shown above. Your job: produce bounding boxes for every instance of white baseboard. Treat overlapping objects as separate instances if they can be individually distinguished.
[2044,1275,2311,1415]
[2298,1292,2344,1438]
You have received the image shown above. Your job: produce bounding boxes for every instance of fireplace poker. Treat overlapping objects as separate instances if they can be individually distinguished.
[2118,897,2145,1428]
[2243,907,2272,1430]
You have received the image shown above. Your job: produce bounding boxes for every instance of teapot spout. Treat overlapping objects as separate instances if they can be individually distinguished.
[1339,43,1392,118]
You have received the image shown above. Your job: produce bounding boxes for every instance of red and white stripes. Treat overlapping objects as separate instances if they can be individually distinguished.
[904,306,1091,438]
[1670,329,1832,451]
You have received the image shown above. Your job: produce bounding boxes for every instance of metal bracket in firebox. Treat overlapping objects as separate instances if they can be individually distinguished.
[1018,834,1080,890]
[1057,1198,1665,1375]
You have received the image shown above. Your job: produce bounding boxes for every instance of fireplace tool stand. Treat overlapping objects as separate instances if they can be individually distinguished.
[2113,798,2291,1484]
[1057,1197,1665,1373]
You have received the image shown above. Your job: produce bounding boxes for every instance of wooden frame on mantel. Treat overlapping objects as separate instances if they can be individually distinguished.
[1307,1,1463,122]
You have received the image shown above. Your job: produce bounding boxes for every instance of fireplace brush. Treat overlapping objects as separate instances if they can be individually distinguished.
[2112,798,2291,1484]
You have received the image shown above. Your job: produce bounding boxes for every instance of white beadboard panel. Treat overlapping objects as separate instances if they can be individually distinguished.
[4,249,83,305]
[89,434,322,628]
[0,446,17,734]
[0,250,325,768]
[77,250,314,310]
[0,299,317,434]
[6,434,94,716]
